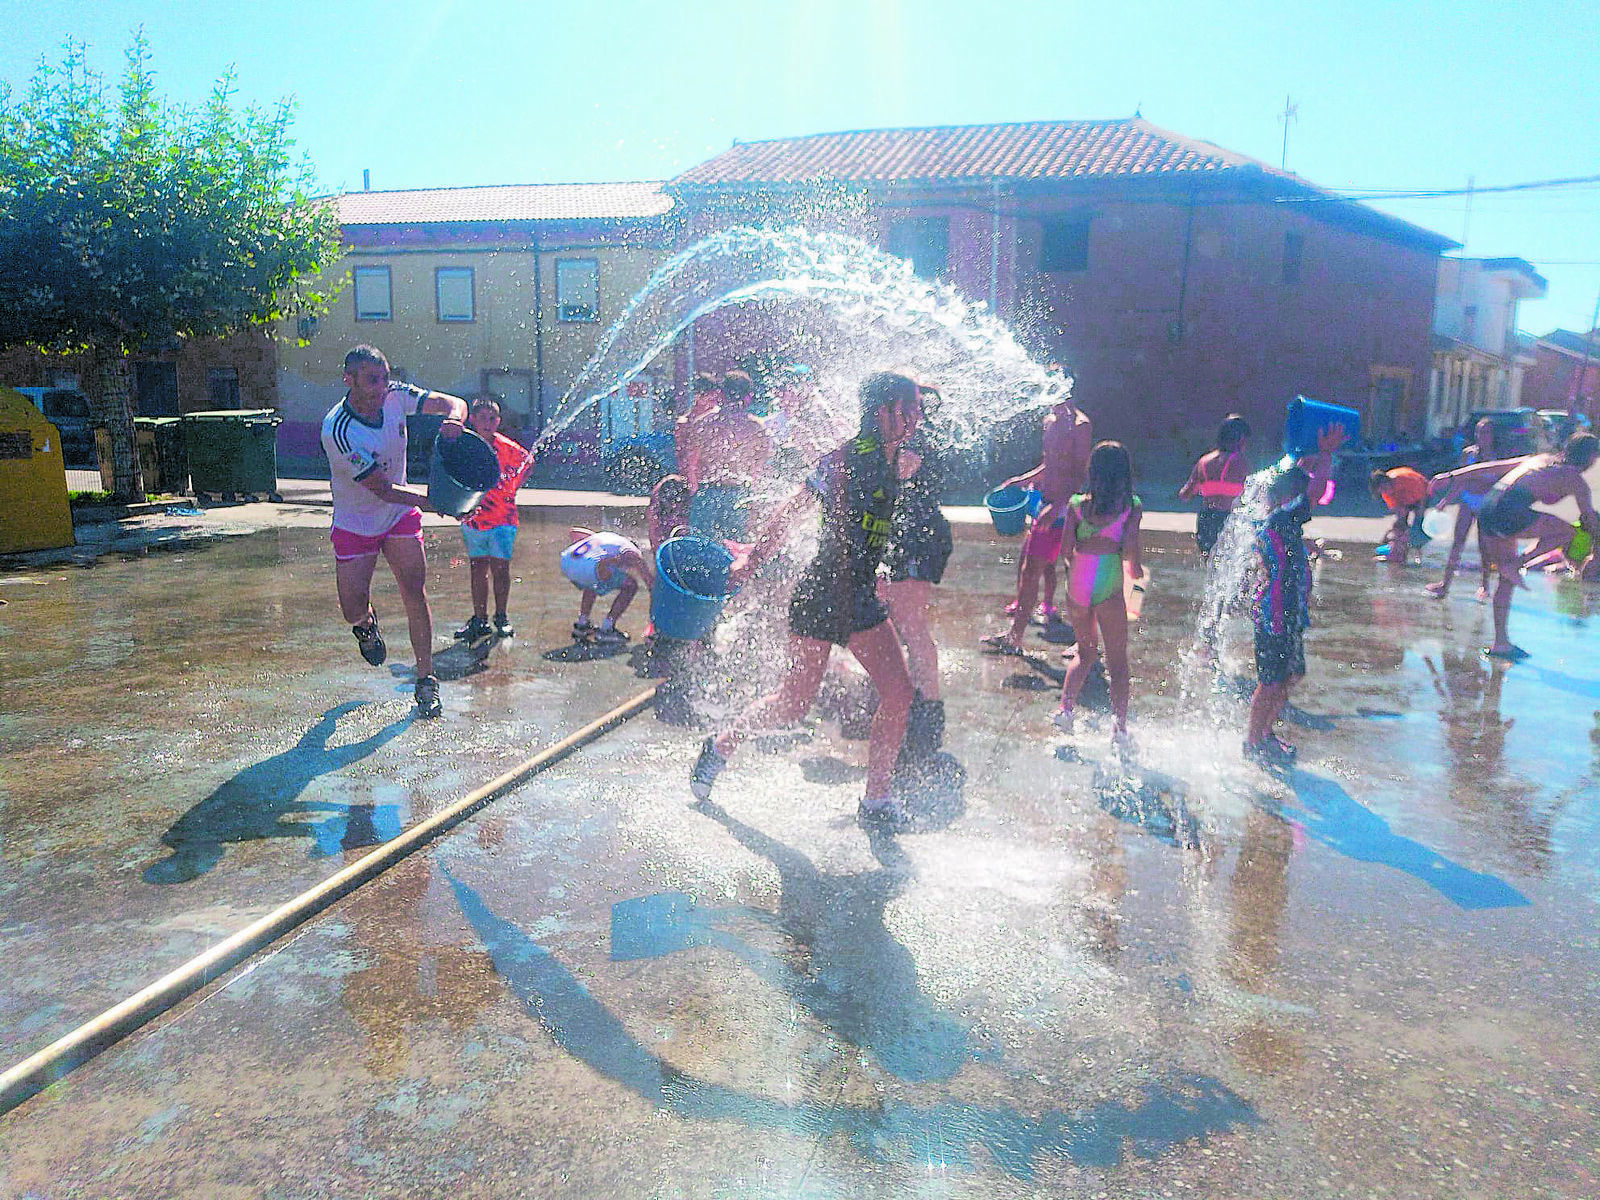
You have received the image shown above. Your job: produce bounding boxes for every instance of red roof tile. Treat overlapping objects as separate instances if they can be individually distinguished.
[336,182,673,225]
[669,119,1275,187]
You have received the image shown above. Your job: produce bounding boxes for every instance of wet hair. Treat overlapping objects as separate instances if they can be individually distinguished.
[1084,440,1134,516]
[343,344,389,376]
[469,397,501,417]
[692,371,720,395]
[1217,414,1251,453]
[856,371,919,437]
[1563,431,1599,469]
[1368,468,1391,495]
[1270,466,1310,507]
[721,370,754,406]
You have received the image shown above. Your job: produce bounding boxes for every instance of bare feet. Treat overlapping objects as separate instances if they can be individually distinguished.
[1426,580,1449,599]
[1475,586,1490,604]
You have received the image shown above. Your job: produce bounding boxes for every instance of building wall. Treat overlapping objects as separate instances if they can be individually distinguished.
[0,331,277,415]
[274,223,674,465]
[1523,344,1600,424]
[674,180,1443,471]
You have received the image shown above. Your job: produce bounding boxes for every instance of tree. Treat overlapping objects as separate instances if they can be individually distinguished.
[0,35,343,499]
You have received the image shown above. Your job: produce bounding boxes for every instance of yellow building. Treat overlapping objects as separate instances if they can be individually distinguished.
[276,182,678,473]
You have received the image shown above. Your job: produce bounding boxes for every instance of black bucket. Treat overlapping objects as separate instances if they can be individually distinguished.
[428,430,502,517]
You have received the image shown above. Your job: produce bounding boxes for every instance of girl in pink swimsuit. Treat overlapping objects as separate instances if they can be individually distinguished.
[1053,441,1142,750]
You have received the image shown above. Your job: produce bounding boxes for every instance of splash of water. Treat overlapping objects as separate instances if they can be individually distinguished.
[547,225,1069,453]
[1178,467,1278,716]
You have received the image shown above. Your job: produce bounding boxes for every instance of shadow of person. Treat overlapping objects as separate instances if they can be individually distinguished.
[672,798,975,1082]
[427,638,495,681]
[1091,760,1200,850]
[540,640,630,664]
[143,702,413,885]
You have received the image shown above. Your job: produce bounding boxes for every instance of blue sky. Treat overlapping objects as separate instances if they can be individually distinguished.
[7,0,1599,333]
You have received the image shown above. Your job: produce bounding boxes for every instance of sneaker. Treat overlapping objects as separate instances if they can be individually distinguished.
[1051,707,1075,735]
[1268,734,1298,761]
[1243,738,1293,768]
[455,614,493,647]
[857,795,910,828]
[493,613,514,639]
[689,738,726,800]
[414,674,442,718]
[353,615,386,666]
[593,626,631,645]
[979,632,1023,656]
[572,619,596,639]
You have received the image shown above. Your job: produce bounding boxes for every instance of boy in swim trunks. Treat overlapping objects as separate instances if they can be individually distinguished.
[1244,467,1314,766]
[1370,466,1431,562]
[984,371,1093,653]
[682,370,773,543]
[453,398,532,646]
[1431,432,1600,659]
[561,529,655,644]
[321,344,468,718]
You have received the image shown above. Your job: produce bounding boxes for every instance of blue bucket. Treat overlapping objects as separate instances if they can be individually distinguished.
[986,485,1031,536]
[428,429,502,517]
[1025,488,1044,517]
[652,536,735,640]
[1283,396,1361,457]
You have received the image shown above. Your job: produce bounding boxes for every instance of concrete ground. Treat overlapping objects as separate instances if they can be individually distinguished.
[1,508,1597,1198]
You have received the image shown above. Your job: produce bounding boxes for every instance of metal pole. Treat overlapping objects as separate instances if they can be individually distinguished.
[0,685,660,1118]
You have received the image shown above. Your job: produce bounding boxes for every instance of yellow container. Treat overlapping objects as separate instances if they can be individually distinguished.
[0,386,75,553]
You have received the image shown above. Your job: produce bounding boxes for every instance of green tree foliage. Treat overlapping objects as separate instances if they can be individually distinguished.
[0,35,343,498]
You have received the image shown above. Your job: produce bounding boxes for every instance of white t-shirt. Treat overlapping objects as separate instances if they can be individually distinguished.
[321,385,426,536]
[560,531,638,593]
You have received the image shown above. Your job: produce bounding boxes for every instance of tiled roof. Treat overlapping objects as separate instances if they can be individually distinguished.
[670,118,1276,187]
[335,182,673,225]
[1540,328,1600,358]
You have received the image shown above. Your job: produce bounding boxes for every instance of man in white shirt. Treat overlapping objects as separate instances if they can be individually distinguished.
[321,345,469,717]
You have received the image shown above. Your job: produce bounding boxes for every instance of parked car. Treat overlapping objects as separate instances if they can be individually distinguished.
[1537,409,1591,450]
[12,386,96,467]
[1466,408,1542,458]
[603,431,676,494]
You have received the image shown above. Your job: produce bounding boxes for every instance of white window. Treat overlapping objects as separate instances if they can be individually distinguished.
[556,258,599,322]
[436,267,474,322]
[354,265,392,321]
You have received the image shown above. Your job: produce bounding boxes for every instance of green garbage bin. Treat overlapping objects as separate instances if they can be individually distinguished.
[134,416,189,495]
[182,409,283,502]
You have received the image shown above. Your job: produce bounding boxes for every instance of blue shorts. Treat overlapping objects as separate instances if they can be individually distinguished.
[462,523,517,560]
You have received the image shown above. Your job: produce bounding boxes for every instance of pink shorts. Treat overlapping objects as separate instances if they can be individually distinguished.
[1022,514,1066,563]
[330,507,424,561]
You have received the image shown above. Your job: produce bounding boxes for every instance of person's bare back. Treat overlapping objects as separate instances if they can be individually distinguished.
[1033,402,1093,503]
[688,407,772,488]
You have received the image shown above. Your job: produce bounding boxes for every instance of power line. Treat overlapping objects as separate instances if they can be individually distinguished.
[1281,173,1600,204]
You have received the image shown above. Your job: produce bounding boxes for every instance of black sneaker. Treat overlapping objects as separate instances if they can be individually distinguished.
[593,626,630,645]
[857,795,910,829]
[353,615,386,666]
[414,674,442,718]
[493,613,514,639]
[689,738,726,800]
[573,619,596,640]
[455,614,493,647]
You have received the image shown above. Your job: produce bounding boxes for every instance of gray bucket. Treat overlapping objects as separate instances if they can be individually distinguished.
[427,429,502,517]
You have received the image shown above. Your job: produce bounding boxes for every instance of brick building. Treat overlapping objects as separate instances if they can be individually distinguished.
[667,118,1456,470]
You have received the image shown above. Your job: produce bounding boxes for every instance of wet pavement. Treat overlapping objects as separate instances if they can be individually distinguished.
[2,516,1598,1198]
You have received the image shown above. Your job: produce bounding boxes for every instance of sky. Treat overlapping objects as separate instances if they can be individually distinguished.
[6,0,1599,335]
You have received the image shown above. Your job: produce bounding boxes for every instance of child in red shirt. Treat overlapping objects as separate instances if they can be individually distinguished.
[455,398,534,644]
